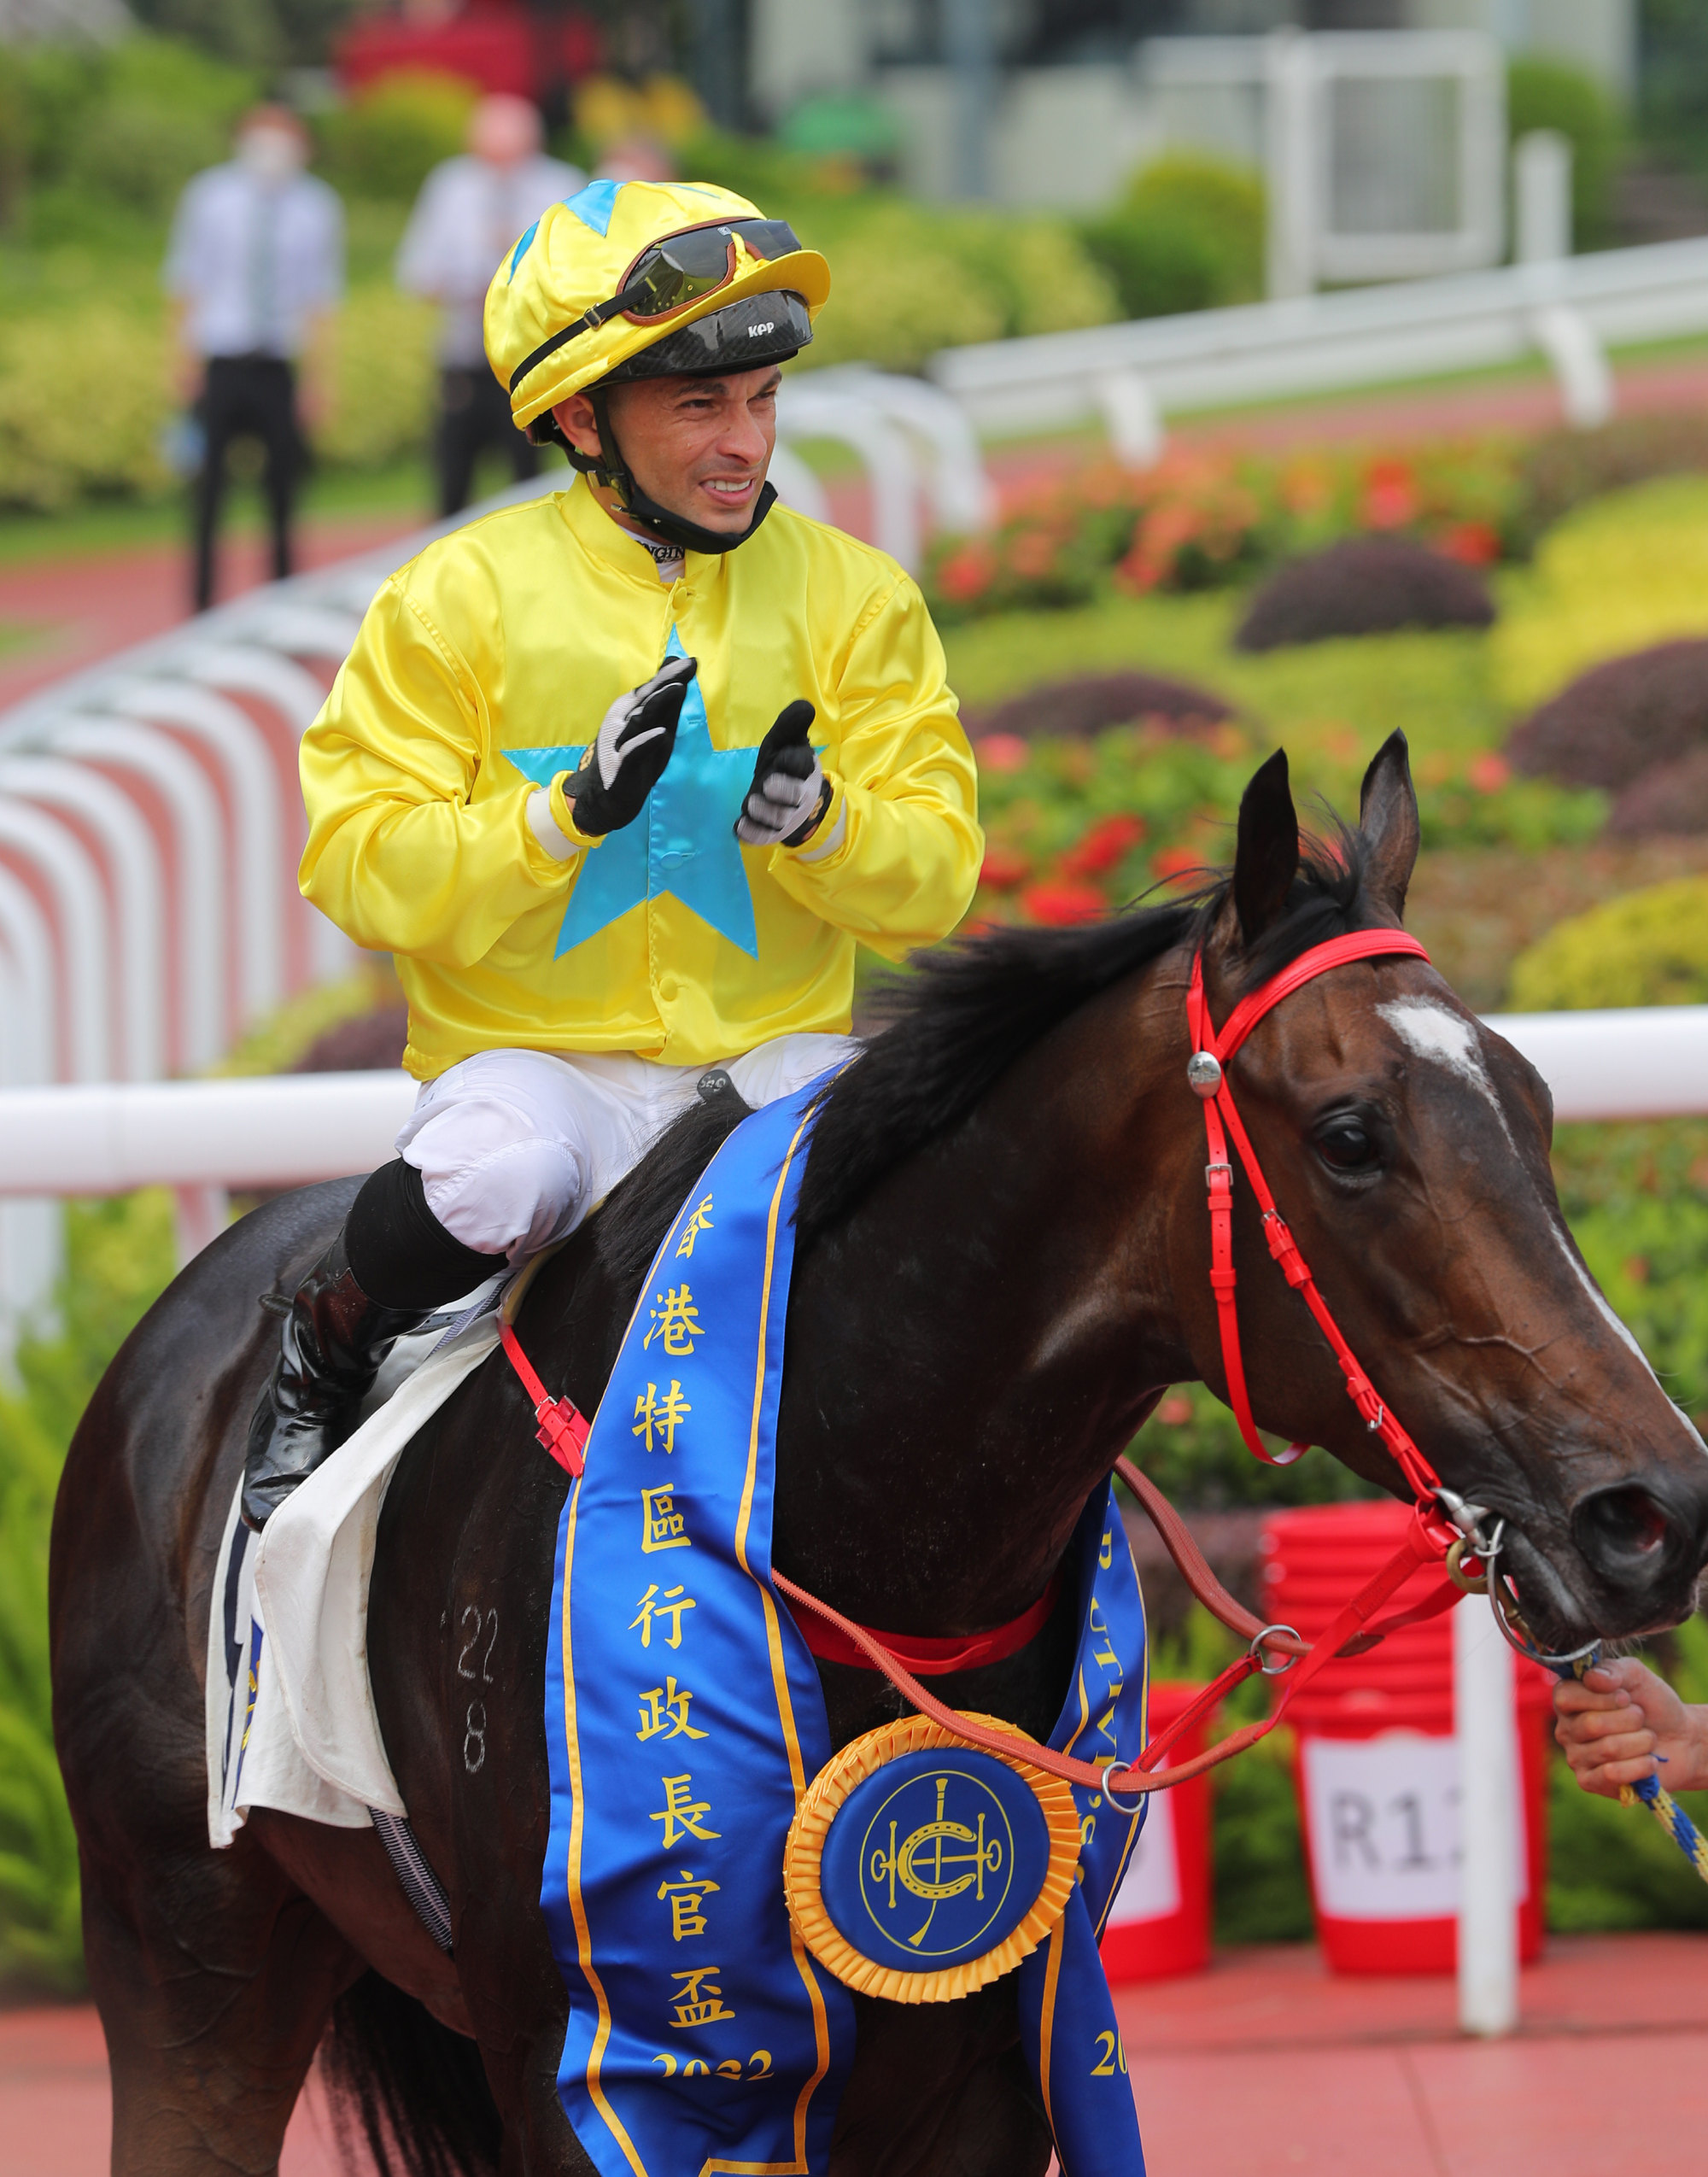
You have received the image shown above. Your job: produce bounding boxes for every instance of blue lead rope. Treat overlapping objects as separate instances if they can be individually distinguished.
[1622,1770,1708,1877]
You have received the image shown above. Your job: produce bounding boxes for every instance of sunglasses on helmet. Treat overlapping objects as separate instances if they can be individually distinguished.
[509,219,804,394]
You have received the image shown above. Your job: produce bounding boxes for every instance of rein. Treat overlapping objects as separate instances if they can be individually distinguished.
[501,929,1494,1804]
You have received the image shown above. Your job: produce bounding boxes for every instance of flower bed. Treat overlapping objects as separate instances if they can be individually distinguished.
[927,439,1525,623]
[971,720,1605,931]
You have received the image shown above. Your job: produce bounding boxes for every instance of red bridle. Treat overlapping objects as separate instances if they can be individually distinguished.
[503,926,1472,1800]
[1185,928,1443,1503]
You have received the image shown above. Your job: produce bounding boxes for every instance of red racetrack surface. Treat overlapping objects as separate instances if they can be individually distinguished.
[9,1932,1707,2175]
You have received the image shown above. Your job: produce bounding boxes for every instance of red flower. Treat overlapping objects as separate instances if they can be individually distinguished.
[1468,752,1510,793]
[1438,520,1501,565]
[935,539,997,602]
[1361,457,1418,531]
[979,846,1032,890]
[1059,812,1147,878]
[1022,880,1106,927]
[976,732,1030,774]
[1152,846,1205,886]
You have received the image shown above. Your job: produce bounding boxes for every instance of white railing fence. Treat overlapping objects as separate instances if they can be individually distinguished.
[929,230,1708,464]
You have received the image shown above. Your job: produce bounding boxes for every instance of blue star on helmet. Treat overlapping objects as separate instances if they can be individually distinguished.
[504,631,760,960]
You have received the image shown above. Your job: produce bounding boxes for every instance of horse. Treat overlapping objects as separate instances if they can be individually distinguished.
[51,732,1708,2176]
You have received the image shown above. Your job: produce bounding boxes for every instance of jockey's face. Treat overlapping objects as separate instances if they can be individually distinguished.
[553,366,781,537]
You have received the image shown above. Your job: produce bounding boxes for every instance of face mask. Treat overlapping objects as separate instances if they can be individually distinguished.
[239,127,304,184]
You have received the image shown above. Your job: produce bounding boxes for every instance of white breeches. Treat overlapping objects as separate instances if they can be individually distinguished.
[394,1031,860,1262]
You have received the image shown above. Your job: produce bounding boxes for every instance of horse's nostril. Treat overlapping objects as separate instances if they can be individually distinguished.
[1576,1484,1672,1568]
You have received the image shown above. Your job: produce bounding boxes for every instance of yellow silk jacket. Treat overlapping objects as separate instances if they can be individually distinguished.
[299,478,982,1080]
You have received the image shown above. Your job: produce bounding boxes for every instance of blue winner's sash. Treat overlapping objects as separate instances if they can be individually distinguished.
[541,1083,853,2177]
[1017,1491,1150,2177]
[541,1083,1152,2175]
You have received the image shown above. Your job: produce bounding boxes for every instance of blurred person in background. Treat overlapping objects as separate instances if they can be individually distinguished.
[397,95,585,518]
[165,106,344,615]
[592,138,676,186]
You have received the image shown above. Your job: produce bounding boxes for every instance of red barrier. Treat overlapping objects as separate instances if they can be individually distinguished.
[1262,1502,1553,1975]
[1100,1680,1213,1981]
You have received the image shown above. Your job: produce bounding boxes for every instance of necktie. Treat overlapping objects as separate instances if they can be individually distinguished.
[249,178,280,355]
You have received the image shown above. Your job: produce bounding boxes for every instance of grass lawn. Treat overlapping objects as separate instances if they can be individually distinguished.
[945,588,1501,813]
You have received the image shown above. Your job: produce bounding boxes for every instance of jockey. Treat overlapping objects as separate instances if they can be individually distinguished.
[243,180,982,1529]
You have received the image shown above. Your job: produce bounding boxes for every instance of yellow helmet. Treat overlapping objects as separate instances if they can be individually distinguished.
[485,178,830,437]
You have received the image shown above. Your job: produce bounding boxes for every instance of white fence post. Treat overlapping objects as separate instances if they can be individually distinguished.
[1517,128,1574,265]
[1264,26,1315,300]
[1455,1595,1518,2036]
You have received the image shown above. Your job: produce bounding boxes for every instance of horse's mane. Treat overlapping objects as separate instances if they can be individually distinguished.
[796,828,1372,1243]
[592,828,1372,1283]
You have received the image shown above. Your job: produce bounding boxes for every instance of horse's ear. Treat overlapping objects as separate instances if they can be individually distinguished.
[1232,750,1299,947]
[1358,729,1420,921]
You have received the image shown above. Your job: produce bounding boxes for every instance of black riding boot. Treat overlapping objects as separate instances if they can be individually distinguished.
[241,1236,426,1531]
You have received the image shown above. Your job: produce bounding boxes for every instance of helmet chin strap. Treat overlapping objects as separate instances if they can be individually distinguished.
[568,387,777,559]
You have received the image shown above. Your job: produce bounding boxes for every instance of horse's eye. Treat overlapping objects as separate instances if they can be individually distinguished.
[1317,1118,1378,1172]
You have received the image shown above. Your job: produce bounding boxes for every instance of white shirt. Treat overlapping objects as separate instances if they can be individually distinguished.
[396,153,586,368]
[163,162,344,362]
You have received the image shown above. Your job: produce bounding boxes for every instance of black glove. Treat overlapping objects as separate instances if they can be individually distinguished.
[734,700,831,848]
[564,654,698,838]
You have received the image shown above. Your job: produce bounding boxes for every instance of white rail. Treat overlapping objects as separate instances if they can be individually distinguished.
[928,235,1708,460]
[0,1006,1693,1199]
[0,1072,416,1194]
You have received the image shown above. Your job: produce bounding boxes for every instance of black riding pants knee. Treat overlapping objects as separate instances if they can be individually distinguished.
[346,1157,504,1314]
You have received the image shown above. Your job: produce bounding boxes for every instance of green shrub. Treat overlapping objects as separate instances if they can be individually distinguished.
[61,35,256,214]
[318,286,436,470]
[1570,1192,1708,1418]
[1076,209,1229,322]
[1508,54,1623,250]
[1079,151,1266,320]
[1492,477,1708,711]
[0,1191,177,1995]
[317,70,476,202]
[0,51,25,228]
[11,43,103,186]
[0,306,173,512]
[68,96,230,219]
[1506,876,1708,1010]
[792,205,1006,373]
[948,214,1119,341]
[128,0,282,71]
[677,126,829,219]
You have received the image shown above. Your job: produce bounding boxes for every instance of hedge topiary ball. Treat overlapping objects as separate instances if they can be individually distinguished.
[1506,639,1708,792]
[1233,536,1495,653]
[1507,876,1708,1009]
[1608,746,1708,836]
[962,670,1234,740]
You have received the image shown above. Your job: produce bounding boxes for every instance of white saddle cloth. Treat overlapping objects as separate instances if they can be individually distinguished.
[205,1307,502,1846]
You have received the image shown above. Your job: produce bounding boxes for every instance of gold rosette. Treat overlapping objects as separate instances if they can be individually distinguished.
[782,1712,1082,2005]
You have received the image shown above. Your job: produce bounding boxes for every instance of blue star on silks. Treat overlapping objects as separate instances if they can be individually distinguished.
[503,632,761,960]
